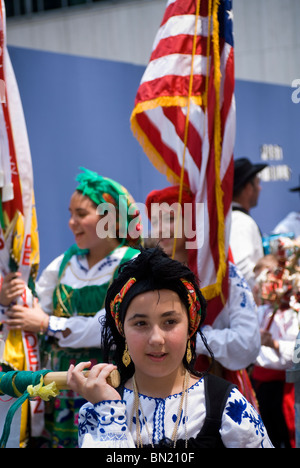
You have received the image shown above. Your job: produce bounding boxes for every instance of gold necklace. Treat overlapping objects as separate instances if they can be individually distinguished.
[132,371,190,448]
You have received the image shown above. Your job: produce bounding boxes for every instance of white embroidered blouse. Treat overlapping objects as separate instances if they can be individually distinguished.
[195,262,261,371]
[78,378,273,448]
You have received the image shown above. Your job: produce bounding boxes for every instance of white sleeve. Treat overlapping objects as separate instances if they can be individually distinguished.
[36,254,64,314]
[220,388,273,448]
[230,214,264,289]
[256,338,297,370]
[78,400,135,448]
[37,255,105,348]
[49,309,105,348]
[196,263,261,370]
[277,340,297,368]
[255,307,299,370]
[256,339,297,370]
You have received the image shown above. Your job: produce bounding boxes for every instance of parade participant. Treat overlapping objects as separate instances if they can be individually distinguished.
[67,247,273,448]
[251,244,300,448]
[145,186,260,379]
[1,167,142,448]
[230,157,267,290]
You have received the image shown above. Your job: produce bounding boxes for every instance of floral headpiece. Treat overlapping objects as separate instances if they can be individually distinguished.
[256,236,300,313]
[110,277,137,336]
[110,277,201,337]
[180,279,202,337]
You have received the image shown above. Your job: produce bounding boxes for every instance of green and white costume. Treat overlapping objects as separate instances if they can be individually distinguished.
[38,244,138,356]
[35,168,142,447]
[37,245,138,448]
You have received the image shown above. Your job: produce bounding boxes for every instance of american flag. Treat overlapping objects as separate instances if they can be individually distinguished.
[131,0,235,321]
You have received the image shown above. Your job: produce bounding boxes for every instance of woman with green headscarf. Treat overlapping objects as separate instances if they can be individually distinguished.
[1,168,142,448]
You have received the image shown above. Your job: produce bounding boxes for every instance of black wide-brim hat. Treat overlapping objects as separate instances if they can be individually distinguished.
[234,157,268,192]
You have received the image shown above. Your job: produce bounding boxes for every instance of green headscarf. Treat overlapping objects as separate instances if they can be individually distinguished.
[75,167,143,247]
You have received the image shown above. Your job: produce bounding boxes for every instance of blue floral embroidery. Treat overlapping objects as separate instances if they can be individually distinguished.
[227,400,247,425]
[226,398,247,424]
[78,407,99,436]
[172,410,181,424]
[132,408,148,430]
[171,409,188,426]
[226,395,265,437]
[229,263,255,308]
[229,263,250,291]
[240,291,247,308]
[79,402,127,439]
[245,410,265,437]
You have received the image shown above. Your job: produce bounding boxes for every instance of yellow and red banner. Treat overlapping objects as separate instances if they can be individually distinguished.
[0,0,40,445]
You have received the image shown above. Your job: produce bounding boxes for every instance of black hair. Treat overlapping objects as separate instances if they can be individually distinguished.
[102,246,213,384]
[233,174,256,198]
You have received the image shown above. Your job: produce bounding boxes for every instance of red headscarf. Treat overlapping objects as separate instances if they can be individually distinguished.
[145,186,194,219]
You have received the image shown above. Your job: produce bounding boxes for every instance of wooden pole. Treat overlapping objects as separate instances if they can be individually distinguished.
[43,369,120,390]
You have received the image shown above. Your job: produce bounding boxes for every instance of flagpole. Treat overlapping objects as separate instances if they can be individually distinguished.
[43,369,121,390]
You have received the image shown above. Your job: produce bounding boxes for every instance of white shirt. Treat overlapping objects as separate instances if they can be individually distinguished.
[196,262,261,370]
[78,378,273,448]
[273,211,300,238]
[230,204,264,289]
[255,304,299,370]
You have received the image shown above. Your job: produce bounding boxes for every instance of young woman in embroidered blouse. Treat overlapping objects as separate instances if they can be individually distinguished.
[67,247,273,448]
[145,185,261,406]
[0,168,142,448]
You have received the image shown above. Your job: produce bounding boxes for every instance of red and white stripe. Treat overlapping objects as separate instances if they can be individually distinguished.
[131,0,235,311]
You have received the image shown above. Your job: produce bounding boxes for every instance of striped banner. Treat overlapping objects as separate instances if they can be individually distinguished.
[0,1,40,445]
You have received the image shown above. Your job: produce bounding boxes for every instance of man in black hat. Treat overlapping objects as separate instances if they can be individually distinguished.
[272,183,300,238]
[229,157,267,289]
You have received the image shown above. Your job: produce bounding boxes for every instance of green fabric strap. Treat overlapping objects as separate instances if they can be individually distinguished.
[0,193,5,230]
[0,370,51,448]
[58,244,89,279]
[112,246,138,279]
[58,244,137,280]
[54,246,138,317]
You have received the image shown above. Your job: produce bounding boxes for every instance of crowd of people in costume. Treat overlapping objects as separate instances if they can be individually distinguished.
[0,162,299,449]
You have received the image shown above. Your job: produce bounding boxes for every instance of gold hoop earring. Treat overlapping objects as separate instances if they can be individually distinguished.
[122,342,131,367]
[186,339,192,364]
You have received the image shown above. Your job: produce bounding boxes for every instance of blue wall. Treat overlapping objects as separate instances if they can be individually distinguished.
[9,46,167,273]
[234,79,300,236]
[8,46,299,274]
